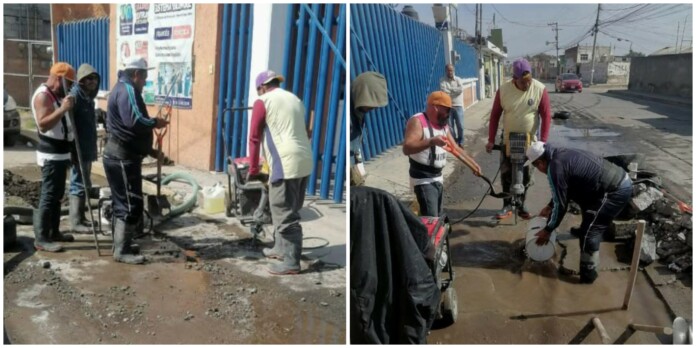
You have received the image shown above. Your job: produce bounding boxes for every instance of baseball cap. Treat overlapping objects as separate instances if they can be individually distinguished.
[512,58,532,79]
[524,141,546,167]
[255,70,284,89]
[124,57,155,71]
[50,62,76,81]
[426,91,452,108]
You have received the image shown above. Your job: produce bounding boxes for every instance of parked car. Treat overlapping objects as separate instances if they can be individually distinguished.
[555,73,583,93]
[4,89,21,146]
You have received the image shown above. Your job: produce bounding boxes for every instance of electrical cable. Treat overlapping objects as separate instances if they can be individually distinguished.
[449,160,503,225]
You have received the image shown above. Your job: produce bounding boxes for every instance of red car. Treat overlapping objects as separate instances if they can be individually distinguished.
[555,73,583,93]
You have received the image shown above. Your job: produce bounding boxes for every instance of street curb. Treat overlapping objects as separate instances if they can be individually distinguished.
[606,89,692,107]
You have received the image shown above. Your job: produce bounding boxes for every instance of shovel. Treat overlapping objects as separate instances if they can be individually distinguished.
[442,137,511,199]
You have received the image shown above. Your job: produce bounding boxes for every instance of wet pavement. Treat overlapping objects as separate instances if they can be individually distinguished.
[365,86,692,344]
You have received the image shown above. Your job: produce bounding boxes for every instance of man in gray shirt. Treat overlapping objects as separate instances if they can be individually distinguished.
[440,64,465,146]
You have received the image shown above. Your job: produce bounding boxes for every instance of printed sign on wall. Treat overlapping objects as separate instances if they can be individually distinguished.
[117,3,195,109]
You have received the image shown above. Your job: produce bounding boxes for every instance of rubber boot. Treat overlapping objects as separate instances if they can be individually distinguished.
[262,228,284,260]
[79,195,98,227]
[268,228,302,275]
[112,219,145,264]
[495,203,513,220]
[33,209,63,252]
[50,200,74,243]
[69,195,92,233]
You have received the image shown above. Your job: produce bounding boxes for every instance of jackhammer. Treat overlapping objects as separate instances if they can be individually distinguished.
[493,132,531,225]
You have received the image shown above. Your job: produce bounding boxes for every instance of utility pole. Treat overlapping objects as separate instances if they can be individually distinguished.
[548,22,561,78]
[676,21,680,54]
[589,4,601,86]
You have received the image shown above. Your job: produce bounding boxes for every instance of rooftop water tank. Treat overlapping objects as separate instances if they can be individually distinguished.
[402,5,419,21]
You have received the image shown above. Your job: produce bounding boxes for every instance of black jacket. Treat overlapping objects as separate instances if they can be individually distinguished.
[350,186,440,344]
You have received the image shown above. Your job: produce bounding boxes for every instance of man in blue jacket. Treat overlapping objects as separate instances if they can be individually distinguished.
[527,141,632,284]
[104,57,168,264]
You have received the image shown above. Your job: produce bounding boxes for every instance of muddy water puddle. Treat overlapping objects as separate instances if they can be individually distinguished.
[428,218,672,344]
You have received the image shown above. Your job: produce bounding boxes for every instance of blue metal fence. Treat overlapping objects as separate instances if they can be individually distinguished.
[453,39,478,79]
[214,4,254,172]
[350,4,446,162]
[56,17,110,90]
[282,4,347,202]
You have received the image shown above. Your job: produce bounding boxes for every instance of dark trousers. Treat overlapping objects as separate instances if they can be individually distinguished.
[103,156,144,224]
[37,159,71,235]
[414,181,443,217]
[500,150,532,207]
[578,175,633,279]
[269,176,309,237]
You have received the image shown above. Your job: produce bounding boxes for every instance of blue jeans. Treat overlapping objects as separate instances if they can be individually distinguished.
[69,161,93,197]
[578,175,633,280]
[36,159,71,235]
[414,181,443,217]
[448,106,465,145]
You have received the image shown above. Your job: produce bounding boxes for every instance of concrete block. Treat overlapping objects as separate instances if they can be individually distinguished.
[608,220,638,240]
[640,232,658,265]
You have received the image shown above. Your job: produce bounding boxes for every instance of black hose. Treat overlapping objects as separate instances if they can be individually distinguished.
[449,158,503,225]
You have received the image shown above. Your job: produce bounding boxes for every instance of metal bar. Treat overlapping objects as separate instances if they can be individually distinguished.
[281,4,295,87]
[224,4,240,167]
[319,4,345,200]
[291,4,306,96]
[333,104,347,202]
[4,38,52,44]
[299,4,346,69]
[301,4,320,125]
[307,4,334,196]
[354,4,376,160]
[367,4,389,152]
[214,4,231,172]
[375,5,396,148]
[240,4,254,156]
[231,4,249,159]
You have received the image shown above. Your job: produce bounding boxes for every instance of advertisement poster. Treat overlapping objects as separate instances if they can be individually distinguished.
[117,3,195,109]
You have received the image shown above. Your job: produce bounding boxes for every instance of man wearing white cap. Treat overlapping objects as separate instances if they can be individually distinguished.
[103,57,168,264]
[247,70,313,275]
[525,141,633,284]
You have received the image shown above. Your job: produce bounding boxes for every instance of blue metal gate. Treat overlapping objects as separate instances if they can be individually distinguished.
[453,39,478,80]
[56,17,110,90]
[350,4,446,162]
[214,4,254,173]
[282,4,347,202]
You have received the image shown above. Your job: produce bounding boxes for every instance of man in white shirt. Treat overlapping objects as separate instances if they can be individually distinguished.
[440,64,466,147]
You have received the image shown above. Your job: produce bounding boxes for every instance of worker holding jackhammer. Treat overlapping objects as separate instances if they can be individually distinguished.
[104,57,168,264]
[247,70,313,275]
[68,64,101,234]
[486,58,552,220]
[525,141,632,284]
[404,91,482,217]
[30,62,77,252]
[350,71,388,186]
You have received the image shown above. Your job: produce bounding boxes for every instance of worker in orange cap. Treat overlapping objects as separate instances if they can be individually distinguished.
[30,62,77,252]
[403,91,482,217]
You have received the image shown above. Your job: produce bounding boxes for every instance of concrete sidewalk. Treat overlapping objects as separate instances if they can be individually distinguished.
[363,98,494,205]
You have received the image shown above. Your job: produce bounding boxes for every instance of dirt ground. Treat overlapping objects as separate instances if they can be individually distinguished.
[3,167,345,344]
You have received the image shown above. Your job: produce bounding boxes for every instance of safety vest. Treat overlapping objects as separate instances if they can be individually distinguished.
[31,84,73,165]
[409,112,449,187]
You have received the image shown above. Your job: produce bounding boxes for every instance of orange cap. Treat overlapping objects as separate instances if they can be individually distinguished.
[426,91,452,108]
[50,62,76,81]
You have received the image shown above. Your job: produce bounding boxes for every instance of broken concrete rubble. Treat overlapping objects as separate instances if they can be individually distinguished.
[640,232,658,265]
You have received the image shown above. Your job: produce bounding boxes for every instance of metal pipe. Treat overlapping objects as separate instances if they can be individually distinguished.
[240,4,254,156]
[319,4,345,200]
[377,5,397,147]
[281,4,295,87]
[299,4,346,69]
[367,4,389,152]
[291,4,306,96]
[307,4,334,196]
[301,4,320,125]
[214,4,231,172]
[231,4,249,159]
[354,4,376,160]
[333,105,347,201]
[223,4,240,168]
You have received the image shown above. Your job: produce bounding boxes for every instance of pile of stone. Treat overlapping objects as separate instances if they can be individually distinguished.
[609,175,692,274]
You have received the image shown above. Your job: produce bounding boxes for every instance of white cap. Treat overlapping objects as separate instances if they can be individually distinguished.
[524,141,546,167]
[124,57,155,71]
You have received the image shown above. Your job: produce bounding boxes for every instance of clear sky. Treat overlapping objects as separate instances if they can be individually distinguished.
[397,3,693,61]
